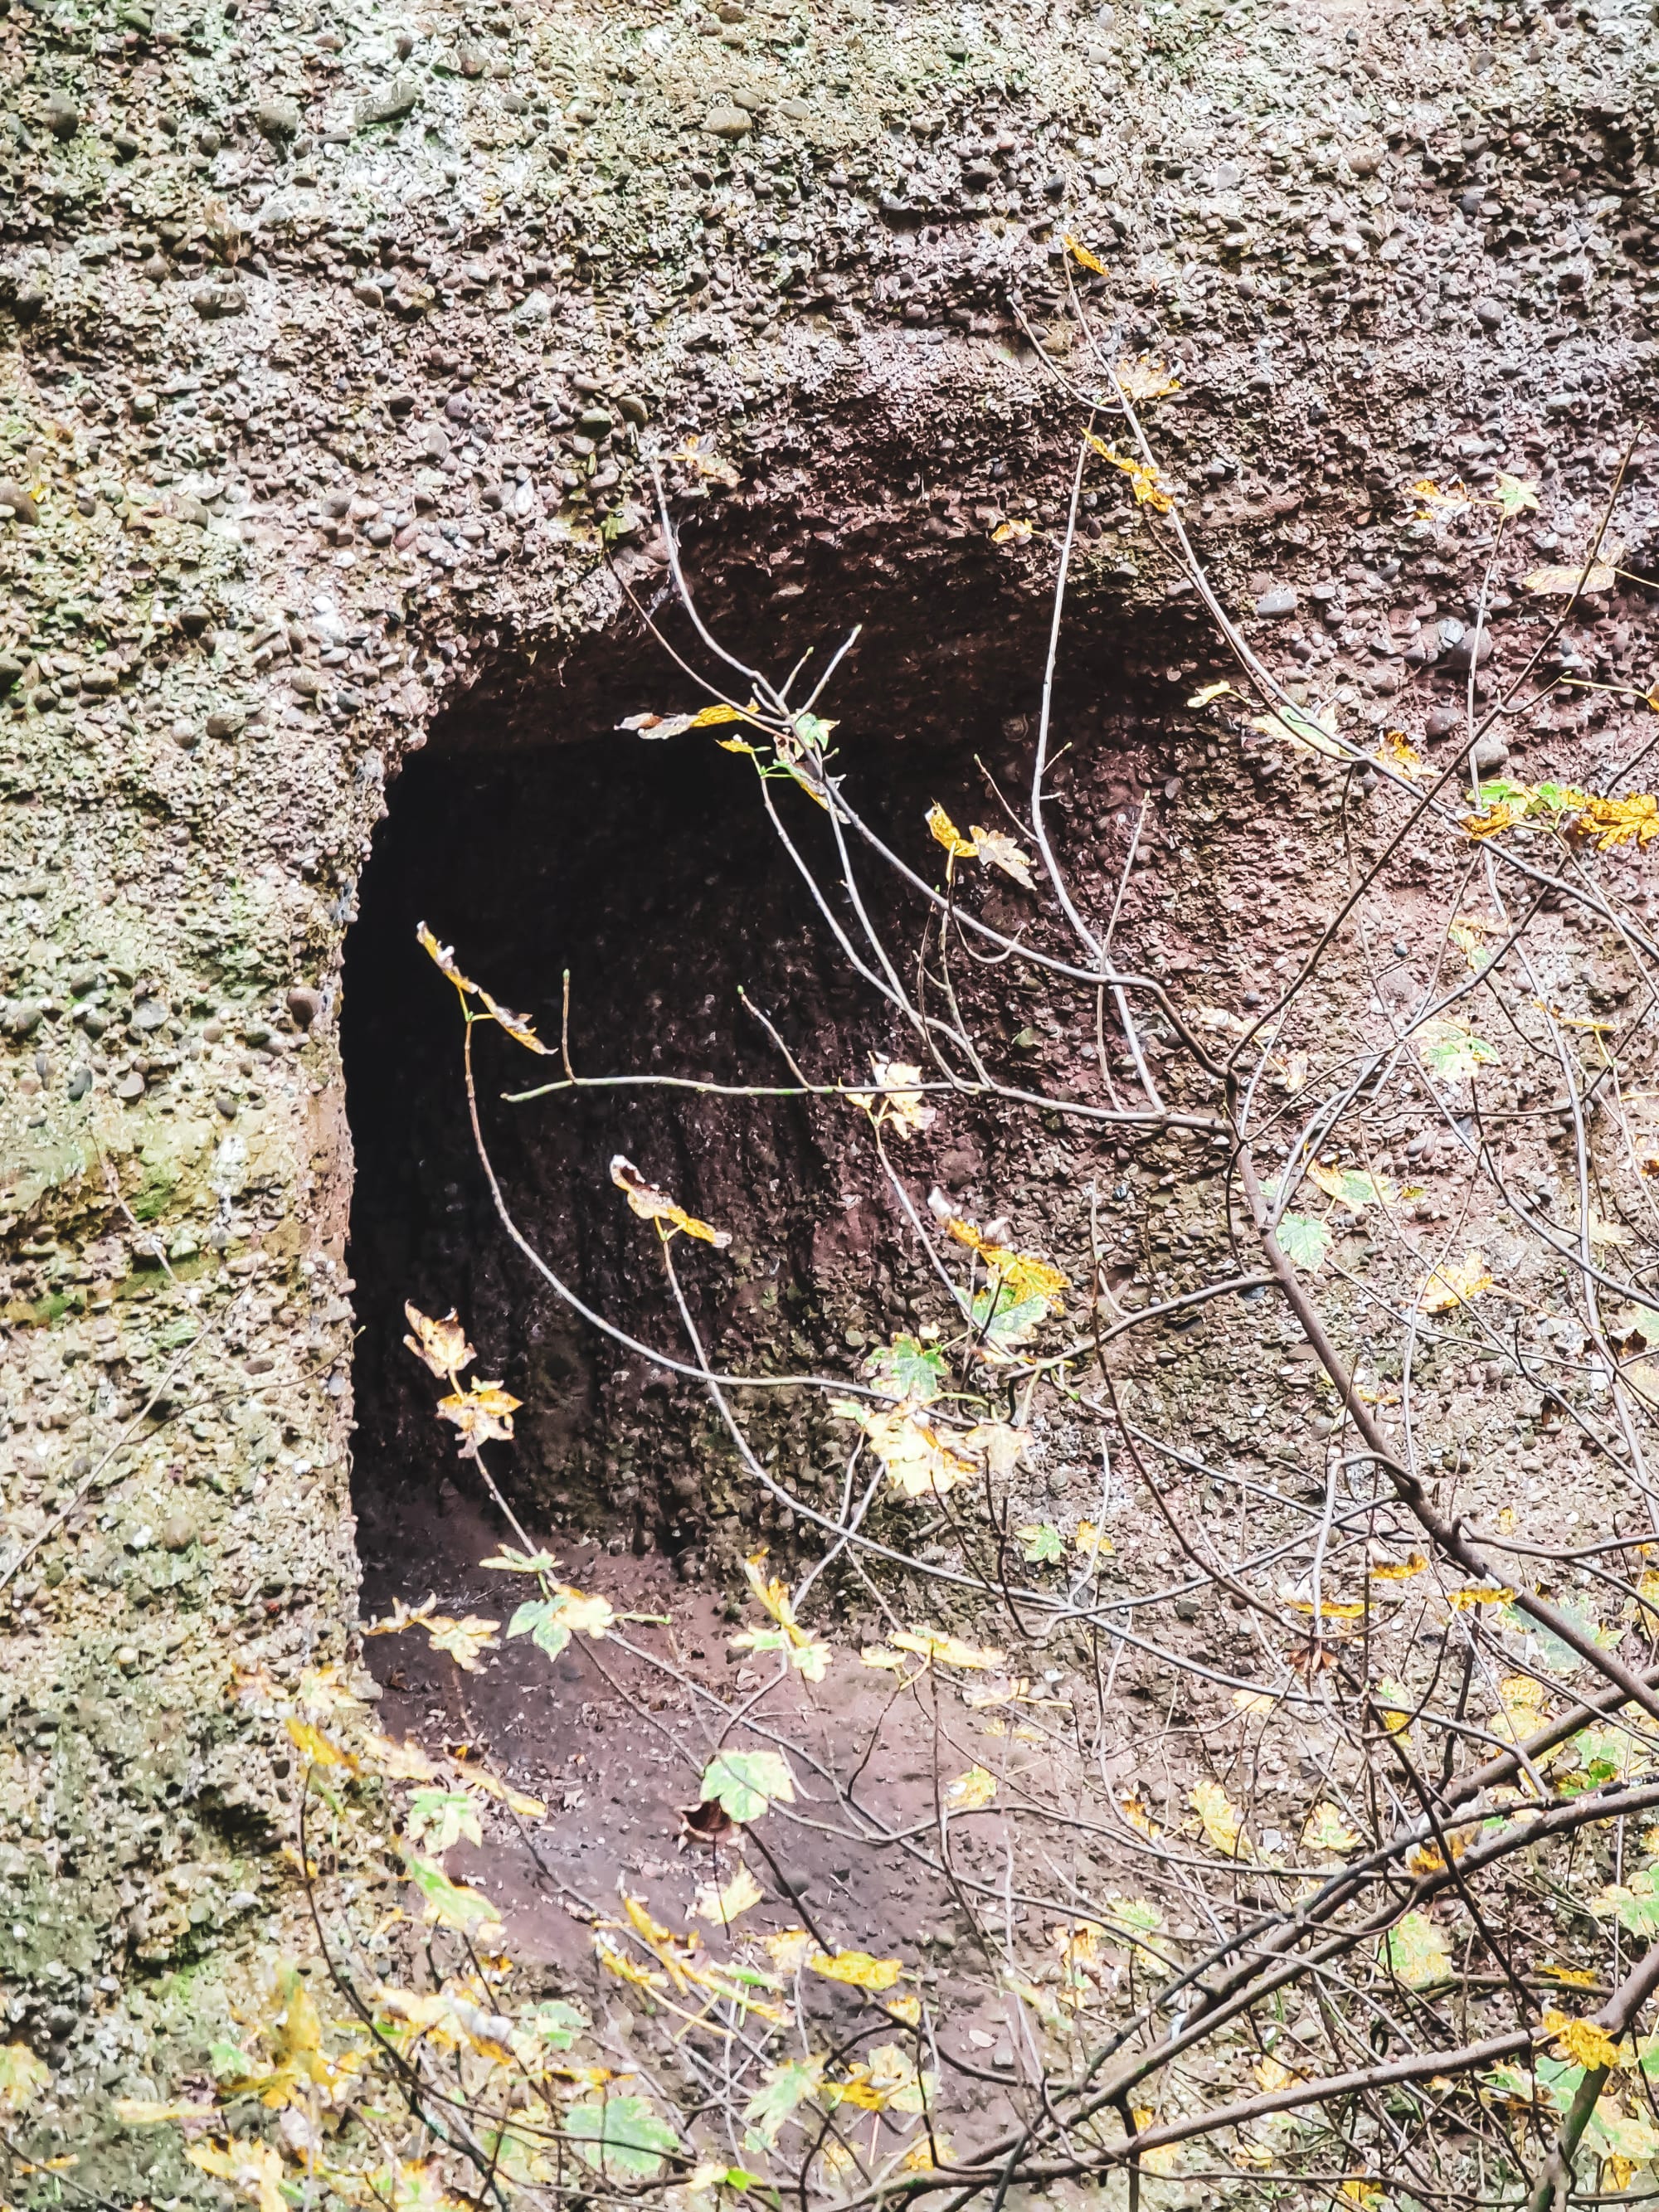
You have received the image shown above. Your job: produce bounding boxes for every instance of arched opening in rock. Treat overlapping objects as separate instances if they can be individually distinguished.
[343,525,1173,1596]
[337,523,1189,1952]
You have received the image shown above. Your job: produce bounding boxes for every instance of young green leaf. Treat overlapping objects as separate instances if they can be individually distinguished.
[1018,1522,1065,1563]
[1381,1910,1452,1988]
[565,2092,679,2179]
[406,1788,483,1852]
[743,2056,826,2145]
[1277,1213,1332,1271]
[700,1748,796,1823]
[1417,1018,1499,1081]
[1601,1866,1659,1937]
[866,1332,949,1403]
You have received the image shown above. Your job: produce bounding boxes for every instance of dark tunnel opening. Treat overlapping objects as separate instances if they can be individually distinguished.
[340,535,1181,1623]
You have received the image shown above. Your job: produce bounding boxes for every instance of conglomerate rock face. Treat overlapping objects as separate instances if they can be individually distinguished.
[0,0,1652,2185]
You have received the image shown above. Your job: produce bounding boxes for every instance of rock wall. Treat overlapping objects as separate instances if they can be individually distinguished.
[0,0,1652,2186]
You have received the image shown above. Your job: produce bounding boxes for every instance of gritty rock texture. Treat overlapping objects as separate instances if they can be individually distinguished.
[0,0,1653,2190]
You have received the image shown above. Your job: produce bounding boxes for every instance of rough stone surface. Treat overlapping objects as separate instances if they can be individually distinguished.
[0,0,1654,2191]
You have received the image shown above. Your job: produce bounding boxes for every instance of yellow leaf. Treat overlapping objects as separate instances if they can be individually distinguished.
[1339,2179,1385,2211]
[942,1212,1069,1310]
[0,2044,50,2117]
[1370,1552,1427,1582]
[609,1154,732,1247]
[285,1718,358,1771]
[187,2139,288,2212]
[1381,729,1428,780]
[114,2098,218,2123]
[1191,1779,1250,1859]
[1577,793,1659,852]
[945,1766,999,1811]
[1412,476,1472,518]
[839,1402,975,1498]
[1254,2054,1301,2093]
[1087,434,1174,513]
[672,433,740,487]
[1188,679,1234,707]
[436,1381,522,1458]
[1523,560,1618,596]
[422,1615,500,1672]
[1232,1688,1276,1716]
[690,702,745,727]
[414,923,547,1051]
[1376,1678,1413,1738]
[927,802,976,859]
[1121,1790,1161,1838]
[693,1864,765,1927]
[449,1756,546,1817]
[403,1302,475,1379]
[362,1595,435,1639]
[846,1055,936,1136]
[1063,232,1107,275]
[969,824,1035,891]
[1445,1584,1515,1610]
[888,1993,922,2025]
[889,1628,1005,1670]
[1419,1252,1493,1314]
[1073,1519,1114,1565]
[763,1927,815,1973]
[1280,1586,1367,1621]
[810,1947,904,1991]
[1545,2009,1625,2071]
[992,517,1034,545]
[1114,354,1181,404]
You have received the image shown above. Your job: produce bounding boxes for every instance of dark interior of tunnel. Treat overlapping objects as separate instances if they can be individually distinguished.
[341,533,1182,1609]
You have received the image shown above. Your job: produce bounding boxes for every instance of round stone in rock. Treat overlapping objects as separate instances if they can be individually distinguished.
[1424,705,1461,737]
[66,1067,92,1101]
[357,78,420,126]
[286,985,323,1028]
[1443,625,1491,671]
[703,105,753,138]
[0,479,41,525]
[42,92,80,139]
[206,708,245,739]
[255,98,302,139]
[114,1071,145,1101]
[1471,732,1508,774]
[1474,295,1506,328]
[215,1091,239,1120]
[353,279,385,309]
[1254,586,1297,617]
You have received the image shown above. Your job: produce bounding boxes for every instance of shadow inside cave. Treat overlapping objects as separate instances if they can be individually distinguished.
[339,523,1175,1617]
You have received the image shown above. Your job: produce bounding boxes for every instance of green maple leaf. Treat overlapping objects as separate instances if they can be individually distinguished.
[1019,1523,1064,1563]
[866,1332,948,1403]
[966,1288,1049,1346]
[1493,472,1540,518]
[699,1748,795,1822]
[566,2092,679,2178]
[743,2056,825,2145]
[1277,1213,1332,1271]
[406,1788,482,1851]
[1381,1910,1452,1989]
[1417,1018,1499,1081]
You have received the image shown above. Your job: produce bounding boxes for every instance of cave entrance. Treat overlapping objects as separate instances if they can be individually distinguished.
[337,522,1170,1953]
[340,518,1169,1628]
